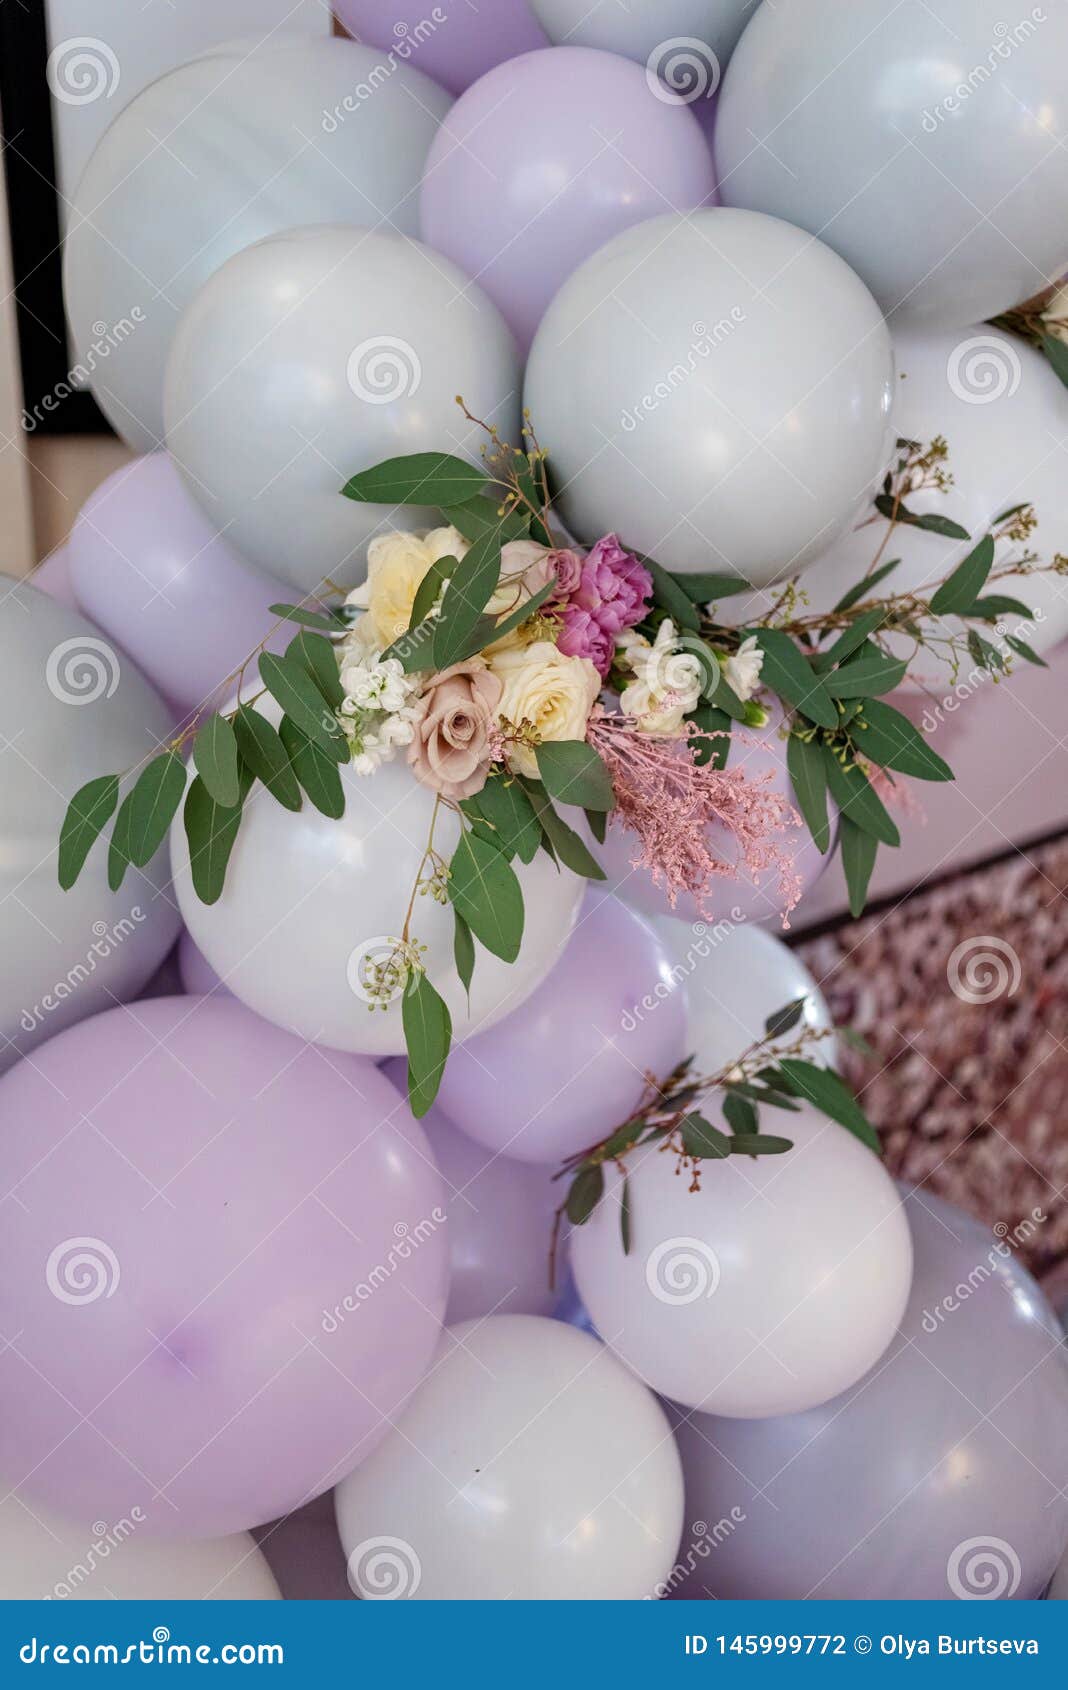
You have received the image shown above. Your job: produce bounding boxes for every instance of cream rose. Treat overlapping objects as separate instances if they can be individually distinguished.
[347,525,469,649]
[491,640,601,777]
[481,540,558,655]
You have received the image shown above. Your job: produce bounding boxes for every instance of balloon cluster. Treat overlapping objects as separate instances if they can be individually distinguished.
[6,0,1068,1602]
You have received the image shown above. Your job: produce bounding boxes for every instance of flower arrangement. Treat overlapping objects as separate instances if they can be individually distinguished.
[57,409,1065,1135]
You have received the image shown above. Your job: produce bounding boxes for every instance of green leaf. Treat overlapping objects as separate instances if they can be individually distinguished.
[764,997,808,1039]
[967,628,1005,673]
[831,558,900,614]
[690,702,731,770]
[520,779,607,880]
[278,717,345,819]
[776,1059,881,1153]
[269,603,347,633]
[233,706,302,811]
[823,748,900,846]
[107,788,136,892]
[729,1134,794,1156]
[193,713,241,808]
[929,535,995,615]
[463,776,541,864]
[585,806,608,845]
[287,630,345,710]
[677,572,752,603]
[620,1176,632,1255]
[408,554,456,631]
[744,629,837,729]
[1040,332,1068,392]
[341,452,486,507]
[475,578,555,652]
[58,774,119,890]
[969,594,1033,621]
[444,496,529,544]
[402,971,452,1119]
[453,911,475,1004]
[786,733,831,854]
[432,531,503,670]
[258,653,347,760]
[824,644,908,698]
[126,751,187,866]
[448,832,524,962]
[848,699,953,781]
[681,1112,732,1159]
[566,1164,604,1226]
[182,772,247,905]
[813,606,887,673]
[535,740,615,811]
[840,815,878,917]
[1006,634,1048,667]
[722,1092,758,1136]
[381,617,439,673]
[642,556,700,632]
[874,494,969,540]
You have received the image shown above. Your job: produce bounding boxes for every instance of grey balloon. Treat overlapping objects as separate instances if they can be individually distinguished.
[165,226,521,594]
[0,581,181,1072]
[524,209,893,585]
[530,0,754,79]
[63,36,451,450]
[670,1189,1068,1599]
[716,0,1068,327]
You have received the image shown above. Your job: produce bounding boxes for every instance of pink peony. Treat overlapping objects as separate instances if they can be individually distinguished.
[557,604,614,677]
[573,534,652,636]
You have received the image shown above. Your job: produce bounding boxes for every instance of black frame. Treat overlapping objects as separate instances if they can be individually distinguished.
[0,0,110,434]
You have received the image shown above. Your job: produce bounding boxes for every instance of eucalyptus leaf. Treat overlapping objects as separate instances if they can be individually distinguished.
[928,534,995,615]
[822,749,900,847]
[848,700,953,782]
[259,653,347,760]
[566,1164,604,1225]
[448,832,524,962]
[278,717,345,819]
[744,629,837,728]
[776,1058,881,1153]
[233,707,303,811]
[126,751,187,867]
[840,815,878,918]
[535,740,615,811]
[341,452,486,507]
[193,713,241,808]
[402,970,452,1118]
[58,774,119,890]
[786,733,830,854]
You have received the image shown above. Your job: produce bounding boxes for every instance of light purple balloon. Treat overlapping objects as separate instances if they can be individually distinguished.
[0,996,448,1538]
[384,1059,559,1321]
[177,928,228,998]
[68,454,292,716]
[671,1189,1068,1600]
[29,545,78,608]
[436,891,688,1165]
[590,702,834,927]
[420,47,717,350]
[335,0,546,96]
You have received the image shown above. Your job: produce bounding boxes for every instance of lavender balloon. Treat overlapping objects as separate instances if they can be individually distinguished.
[591,703,834,927]
[672,1190,1068,1599]
[436,891,688,1165]
[177,929,228,998]
[336,0,546,95]
[68,455,291,715]
[30,544,78,608]
[0,997,448,1538]
[420,47,716,350]
[385,1060,559,1321]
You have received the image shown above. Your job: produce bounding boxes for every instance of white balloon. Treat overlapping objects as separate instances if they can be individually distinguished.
[0,580,181,1073]
[170,714,582,1057]
[0,1499,278,1600]
[334,1314,684,1598]
[165,225,521,593]
[716,0,1068,327]
[571,1105,912,1416]
[383,1059,559,1322]
[64,36,451,450]
[531,0,753,76]
[763,324,1068,666]
[524,210,893,585]
[649,915,838,1073]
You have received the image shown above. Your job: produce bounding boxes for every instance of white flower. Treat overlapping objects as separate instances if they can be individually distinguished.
[490,640,601,778]
[722,634,764,702]
[346,525,469,648]
[619,619,704,736]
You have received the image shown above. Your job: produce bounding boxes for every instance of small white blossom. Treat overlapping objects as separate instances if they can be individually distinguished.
[722,634,764,702]
[619,619,704,735]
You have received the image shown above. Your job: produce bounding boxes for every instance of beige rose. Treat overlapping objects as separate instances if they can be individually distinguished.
[491,640,601,777]
[407,658,502,800]
[481,541,558,655]
[348,525,469,649]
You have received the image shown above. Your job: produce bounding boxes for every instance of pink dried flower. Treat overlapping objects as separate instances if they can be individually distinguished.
[586,712,803,925]
[574,534,652,635]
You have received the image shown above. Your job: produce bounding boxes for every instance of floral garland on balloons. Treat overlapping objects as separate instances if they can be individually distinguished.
[58,413,1065,1124]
